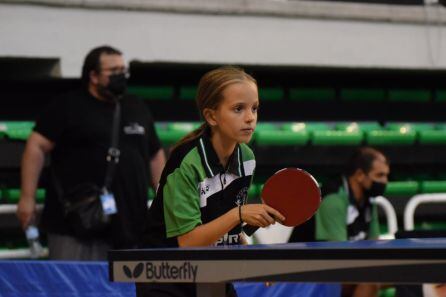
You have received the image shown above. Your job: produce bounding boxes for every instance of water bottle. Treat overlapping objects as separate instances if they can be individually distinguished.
[25,224,43,259]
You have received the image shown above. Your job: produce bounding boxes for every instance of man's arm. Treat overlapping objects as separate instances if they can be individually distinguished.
[149,148,166,189]
[315,195,347,241]
[17,132,54,229]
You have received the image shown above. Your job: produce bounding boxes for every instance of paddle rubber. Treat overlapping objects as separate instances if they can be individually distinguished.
[243,168,321,236]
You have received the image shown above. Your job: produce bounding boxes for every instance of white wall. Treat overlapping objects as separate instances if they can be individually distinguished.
[1,2,446,77]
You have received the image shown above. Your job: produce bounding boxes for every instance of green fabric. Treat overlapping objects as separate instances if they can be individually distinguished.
[240,143,256,188]
[316,190,349,241]
[163,148,204,238]
[316,188,379,241]
[239,143,255,162]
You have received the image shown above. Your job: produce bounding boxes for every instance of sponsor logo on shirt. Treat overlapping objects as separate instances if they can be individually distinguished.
[235,186,248,206]
[215,233,239,245]
[124,122,145,135]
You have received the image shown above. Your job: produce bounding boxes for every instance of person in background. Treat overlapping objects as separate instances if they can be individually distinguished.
[316,147,390,297]
[16,45,166,260]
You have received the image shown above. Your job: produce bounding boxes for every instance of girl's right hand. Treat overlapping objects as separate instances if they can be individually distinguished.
[240,204,285,227]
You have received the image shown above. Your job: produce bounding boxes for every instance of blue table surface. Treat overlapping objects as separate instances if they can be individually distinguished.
[113,238,446,253]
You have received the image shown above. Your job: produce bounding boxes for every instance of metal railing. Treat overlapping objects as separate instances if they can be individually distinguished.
[372,196,398,239]
[404,193,446,231]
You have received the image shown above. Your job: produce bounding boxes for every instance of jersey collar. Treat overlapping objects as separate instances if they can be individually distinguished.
[197,129,244,178]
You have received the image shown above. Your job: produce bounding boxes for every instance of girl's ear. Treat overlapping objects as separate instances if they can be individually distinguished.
[203,108,217,127]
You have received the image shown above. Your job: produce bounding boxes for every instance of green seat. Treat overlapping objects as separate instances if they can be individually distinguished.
[127,85,174,100]
[384,181,419,197]
[4,189,45,203]
[255,123,309,146]
[282,122,360,146]
[155,122,167,133]
[255,130,309,146]
[386,123,434,132]
[248,184,259,199]
[168,122,200,133]
[289,87,335,101]
[259,87,284,101]
[158,130,185,146]
[419,130,446,145]
[255,123,278,131]
[4,189,20,203]
[418,123,446,144]
[388,89,430,102]
[179,86,197,100]
[158,122,200,146]
[286,122,363,146]
[5,122,34,140]
[436,123,446,130]
[312,130,363,146]
[341,88,386,102]
[435,89,446,102]
[366,130,416,146]
[36,189,45,203]
[420,181,446,193]
[335,122,381,133]
[418,221,446,231]
[282,122,329,133]
[252,123,278,144]
[378,287,396,297]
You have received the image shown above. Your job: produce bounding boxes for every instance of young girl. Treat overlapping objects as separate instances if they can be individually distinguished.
[138,66,285,297]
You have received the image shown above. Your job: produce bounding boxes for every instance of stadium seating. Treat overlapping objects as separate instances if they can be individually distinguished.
[2,118,446,256]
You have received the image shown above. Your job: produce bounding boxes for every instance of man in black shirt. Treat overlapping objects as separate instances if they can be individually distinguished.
[16,45,166,260]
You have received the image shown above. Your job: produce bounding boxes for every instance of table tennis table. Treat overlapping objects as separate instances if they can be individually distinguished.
[108,238,446,297]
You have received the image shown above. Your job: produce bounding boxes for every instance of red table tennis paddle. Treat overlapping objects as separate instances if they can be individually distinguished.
[243,168,321,236]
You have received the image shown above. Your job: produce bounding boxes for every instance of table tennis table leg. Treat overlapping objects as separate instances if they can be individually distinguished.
[196,283,226,297]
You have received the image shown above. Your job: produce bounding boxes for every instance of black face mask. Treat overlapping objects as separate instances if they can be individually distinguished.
[364,181,387,198]
[98,73,127,100]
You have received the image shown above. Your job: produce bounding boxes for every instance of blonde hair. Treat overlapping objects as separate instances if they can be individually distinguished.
[174,66,257,149]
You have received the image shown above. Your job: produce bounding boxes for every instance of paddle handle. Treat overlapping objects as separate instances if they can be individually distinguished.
[243,224,259,236]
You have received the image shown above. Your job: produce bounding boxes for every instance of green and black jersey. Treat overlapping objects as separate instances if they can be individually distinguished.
[144,129,256,247]
[315,179,379,242]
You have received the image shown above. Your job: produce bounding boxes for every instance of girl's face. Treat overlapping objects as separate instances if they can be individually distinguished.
[209,81,259,145]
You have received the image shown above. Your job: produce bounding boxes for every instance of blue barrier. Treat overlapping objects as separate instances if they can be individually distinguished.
[0,261,134,297]
[0,260,340,297]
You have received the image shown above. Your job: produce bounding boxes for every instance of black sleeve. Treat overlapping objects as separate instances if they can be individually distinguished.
[33,95,69,143]
[145,107,162,159]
